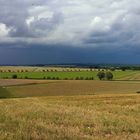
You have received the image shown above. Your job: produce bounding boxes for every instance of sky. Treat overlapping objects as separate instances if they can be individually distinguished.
[0,0,140,65]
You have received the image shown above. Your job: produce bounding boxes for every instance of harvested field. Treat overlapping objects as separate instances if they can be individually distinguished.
[0,94,140,140]
[0,79,140,139]
[0,80,140,98]
[0,66,97,72]
[0,79,46,86]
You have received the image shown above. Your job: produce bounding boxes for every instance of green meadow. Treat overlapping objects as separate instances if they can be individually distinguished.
[0,70,138,80]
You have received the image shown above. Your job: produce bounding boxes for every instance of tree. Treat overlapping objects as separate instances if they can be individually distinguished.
[12,74,17,79]
[97,72,105,80]
[121,67,126,71]
[79,77,84,80]
[75,77,79,80]
[106,72,113,80]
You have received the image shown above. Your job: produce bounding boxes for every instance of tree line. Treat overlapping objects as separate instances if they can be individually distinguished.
[10,72,113,80]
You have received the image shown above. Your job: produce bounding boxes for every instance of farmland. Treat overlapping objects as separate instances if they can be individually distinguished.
[0,66,140,139]
[0,80,140,139]
[0,66,139,80]
[0,80,140,98]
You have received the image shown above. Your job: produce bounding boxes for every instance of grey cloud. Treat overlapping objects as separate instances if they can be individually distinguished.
[84,8,140,47]
[0,0,63,38]
[30,12,63,37]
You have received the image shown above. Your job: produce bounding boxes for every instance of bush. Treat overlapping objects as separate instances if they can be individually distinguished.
[46,76,51,80]
[52,77,56,80]
[3,77,8,79]
[90,77,94,80]
[64,78,68,80]
[79,77,84,80]
[12,74,17,79]
[75,77,79,80]
[25,76,28,79]
[56,77,60,80]
[85,77,89,80]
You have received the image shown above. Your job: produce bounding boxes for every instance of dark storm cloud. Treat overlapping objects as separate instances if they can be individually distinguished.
[0,0,140,64]
[0,43,140,65]
[84,28,134,45]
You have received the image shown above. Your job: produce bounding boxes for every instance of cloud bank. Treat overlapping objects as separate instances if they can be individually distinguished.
[0,0,140,64]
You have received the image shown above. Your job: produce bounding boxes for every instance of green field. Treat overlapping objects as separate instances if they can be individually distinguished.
[0,70,139,80]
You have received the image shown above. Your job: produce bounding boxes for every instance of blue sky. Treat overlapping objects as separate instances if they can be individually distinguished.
[0,0,140,64]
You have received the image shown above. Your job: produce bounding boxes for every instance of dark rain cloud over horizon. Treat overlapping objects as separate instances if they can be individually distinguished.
[0,0,140,64]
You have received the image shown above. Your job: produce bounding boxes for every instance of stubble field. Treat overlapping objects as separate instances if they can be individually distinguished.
[0,79,140,139]
[0,93,140,140]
